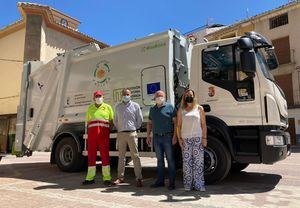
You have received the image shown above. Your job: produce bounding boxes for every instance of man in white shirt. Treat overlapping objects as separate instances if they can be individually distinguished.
[113,88,143,187]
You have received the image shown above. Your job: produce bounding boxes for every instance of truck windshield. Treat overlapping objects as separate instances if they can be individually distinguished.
[256,48,286,99]
[256,49,275,82]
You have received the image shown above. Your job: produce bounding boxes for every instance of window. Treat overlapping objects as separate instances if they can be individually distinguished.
[0,116,16,153]
[272,36,290,65]
[269,13,288,29]
[202,45,235,81]
[202,45,255,101]
[60,18,68,27]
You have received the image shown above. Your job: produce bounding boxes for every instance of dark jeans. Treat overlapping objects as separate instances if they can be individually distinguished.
[153,134,176,185]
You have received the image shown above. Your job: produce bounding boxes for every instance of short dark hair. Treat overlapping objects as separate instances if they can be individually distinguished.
[122,88,131,94]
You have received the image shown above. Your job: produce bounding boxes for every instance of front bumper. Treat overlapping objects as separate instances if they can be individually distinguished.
[260,129,290,164]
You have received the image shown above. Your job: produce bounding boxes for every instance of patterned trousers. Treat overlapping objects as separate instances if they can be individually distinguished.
[182,137,205,190]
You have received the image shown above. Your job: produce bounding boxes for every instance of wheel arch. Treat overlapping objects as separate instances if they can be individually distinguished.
[50,125,84,164]
[206,115,235,159]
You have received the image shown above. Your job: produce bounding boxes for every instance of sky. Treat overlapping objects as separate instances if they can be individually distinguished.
[0,0,292,46]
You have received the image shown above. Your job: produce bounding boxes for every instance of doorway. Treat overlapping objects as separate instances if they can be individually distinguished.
[287,118,296,145]
[0,115,17,153]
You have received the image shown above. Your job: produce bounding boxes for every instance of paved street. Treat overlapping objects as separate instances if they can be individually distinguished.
[1,148,300,208]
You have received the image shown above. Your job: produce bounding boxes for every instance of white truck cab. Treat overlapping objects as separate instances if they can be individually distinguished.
[190,32,290,182]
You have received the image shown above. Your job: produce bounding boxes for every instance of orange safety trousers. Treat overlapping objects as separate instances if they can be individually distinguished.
[87,124,110,167]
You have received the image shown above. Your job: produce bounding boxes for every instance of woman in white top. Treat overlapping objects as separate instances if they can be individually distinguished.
[177,89,207,191]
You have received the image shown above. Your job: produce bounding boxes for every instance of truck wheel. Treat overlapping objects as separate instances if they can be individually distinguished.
[55,137,85,172]
[204,136,231,184]
[231,162,249,172]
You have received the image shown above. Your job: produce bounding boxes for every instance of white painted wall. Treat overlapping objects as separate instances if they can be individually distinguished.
[40,21,87,63]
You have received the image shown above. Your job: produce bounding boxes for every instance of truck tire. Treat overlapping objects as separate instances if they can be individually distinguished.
[55,137,85,172]
[204,136,231,184]
[231,162,249,172]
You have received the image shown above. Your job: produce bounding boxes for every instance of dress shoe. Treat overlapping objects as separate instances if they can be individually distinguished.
[113,178,125,185]
[150,182,165,188]
[168,184,175,190]
[136,179,143,187]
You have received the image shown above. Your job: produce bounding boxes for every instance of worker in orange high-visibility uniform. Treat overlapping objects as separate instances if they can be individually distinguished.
[82,90,114,186]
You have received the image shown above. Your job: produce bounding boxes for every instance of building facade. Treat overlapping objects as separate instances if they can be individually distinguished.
[0,2,108,153]
[204,1,300,145]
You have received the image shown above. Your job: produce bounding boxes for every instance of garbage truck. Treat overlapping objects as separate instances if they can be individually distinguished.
[14,29,290,184]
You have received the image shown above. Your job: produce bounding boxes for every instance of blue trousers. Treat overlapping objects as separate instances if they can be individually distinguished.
[182,137,205,190]
[153,135,176,185]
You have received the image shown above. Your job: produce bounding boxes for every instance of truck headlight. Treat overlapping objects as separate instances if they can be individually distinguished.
[266,135,284,146]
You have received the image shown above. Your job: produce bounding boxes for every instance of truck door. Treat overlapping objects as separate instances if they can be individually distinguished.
[141,65,166,106]
[201,44,262,126]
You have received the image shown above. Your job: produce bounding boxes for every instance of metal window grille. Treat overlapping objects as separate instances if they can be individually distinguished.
[269,13,289,29]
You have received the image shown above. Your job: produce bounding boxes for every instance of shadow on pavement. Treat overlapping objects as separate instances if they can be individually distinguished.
[0,161,282,202]
[291,146,300,153]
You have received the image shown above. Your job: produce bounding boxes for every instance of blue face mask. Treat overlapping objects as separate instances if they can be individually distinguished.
[122,95,131,102]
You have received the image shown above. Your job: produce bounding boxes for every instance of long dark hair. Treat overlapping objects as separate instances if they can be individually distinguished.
[180,89,197,109]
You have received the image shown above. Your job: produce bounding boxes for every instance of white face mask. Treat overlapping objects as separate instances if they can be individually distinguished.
[155,97,165,104]
[95,97,103,105]
[122,95,131,103]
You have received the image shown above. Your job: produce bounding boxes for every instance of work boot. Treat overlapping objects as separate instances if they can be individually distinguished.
[136,179,143,187]
[82,179,95,185]
[103,180,113,187]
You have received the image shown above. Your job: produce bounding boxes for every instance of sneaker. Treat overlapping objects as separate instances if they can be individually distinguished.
[113,178,125,185]
[103,180,113,187]
[82,180,95,185]
[150,182,165,188]
[136,179,143,187]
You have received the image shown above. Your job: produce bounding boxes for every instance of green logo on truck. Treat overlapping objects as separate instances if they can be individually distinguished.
[93,62,110,87]
[142,42,166,52]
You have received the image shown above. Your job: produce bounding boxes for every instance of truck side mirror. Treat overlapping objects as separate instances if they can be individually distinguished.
[240,50,256,73]
[237,37,253,50]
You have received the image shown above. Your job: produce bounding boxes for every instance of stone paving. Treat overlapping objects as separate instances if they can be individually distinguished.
[0,148,300,208]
